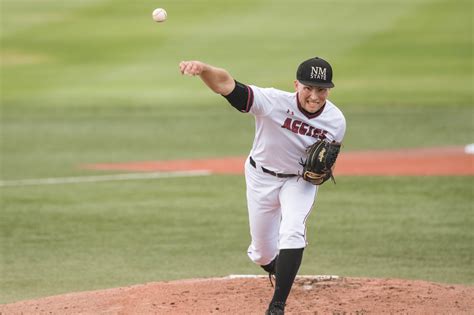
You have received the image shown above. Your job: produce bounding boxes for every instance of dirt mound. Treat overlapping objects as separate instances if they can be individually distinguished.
[1,276,473,314]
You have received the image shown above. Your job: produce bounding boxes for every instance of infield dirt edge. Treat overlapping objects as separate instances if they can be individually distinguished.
[1,276,473,314]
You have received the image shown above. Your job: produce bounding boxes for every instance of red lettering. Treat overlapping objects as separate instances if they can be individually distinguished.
[311,128,321,138]
[291,120,301,133]
[281,117,329,140]
[281,118,292,130]
[299,123,308,135]
[318,130,328,140]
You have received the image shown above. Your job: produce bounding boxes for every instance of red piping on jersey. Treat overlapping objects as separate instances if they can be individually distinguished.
[245,86,254,112]
[296,93,326,119]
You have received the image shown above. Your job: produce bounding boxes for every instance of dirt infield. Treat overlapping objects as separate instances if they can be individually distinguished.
[84,146,474,176]
[1,276,473,314]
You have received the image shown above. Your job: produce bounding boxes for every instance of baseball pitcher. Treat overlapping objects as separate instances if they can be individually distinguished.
[179,57,346,315]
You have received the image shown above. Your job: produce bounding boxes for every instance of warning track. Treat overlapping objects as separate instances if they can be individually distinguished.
[84,146,474,176]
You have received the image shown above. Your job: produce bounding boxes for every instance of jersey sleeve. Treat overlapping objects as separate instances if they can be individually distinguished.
[247,85,276,117]
[334,115,346,143]
[223,83,278,116]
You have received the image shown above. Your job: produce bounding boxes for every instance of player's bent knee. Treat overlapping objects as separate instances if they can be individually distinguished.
[247,244,278,266]
[279,232,307,250]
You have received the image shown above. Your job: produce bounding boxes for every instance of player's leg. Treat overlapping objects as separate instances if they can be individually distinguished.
[279,178,317,250]
[244,159,283,266]
[268,178,317,311]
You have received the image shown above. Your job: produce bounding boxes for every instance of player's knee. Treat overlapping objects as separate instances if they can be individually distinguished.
[279,231,307,249]
[247,244,278,266]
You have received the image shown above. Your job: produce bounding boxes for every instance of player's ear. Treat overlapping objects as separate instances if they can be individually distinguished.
[294,80,299,91]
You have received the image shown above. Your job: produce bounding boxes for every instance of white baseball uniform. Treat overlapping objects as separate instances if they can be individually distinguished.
[243,85,346,266]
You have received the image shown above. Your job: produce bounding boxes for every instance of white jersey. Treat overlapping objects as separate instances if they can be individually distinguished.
[247,85,346,175]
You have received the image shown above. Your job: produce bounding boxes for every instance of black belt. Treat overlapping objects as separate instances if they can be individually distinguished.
[249,156,296,178]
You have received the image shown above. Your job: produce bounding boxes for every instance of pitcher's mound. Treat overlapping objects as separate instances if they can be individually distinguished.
[1,276,473,314]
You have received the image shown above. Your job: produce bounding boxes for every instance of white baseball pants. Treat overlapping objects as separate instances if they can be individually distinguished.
[244,157,318,266]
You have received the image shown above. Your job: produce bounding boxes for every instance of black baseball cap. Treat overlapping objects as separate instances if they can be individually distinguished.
[296,57,335,88]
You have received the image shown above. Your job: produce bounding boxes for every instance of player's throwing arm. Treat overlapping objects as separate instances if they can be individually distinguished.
[179,61,235,95]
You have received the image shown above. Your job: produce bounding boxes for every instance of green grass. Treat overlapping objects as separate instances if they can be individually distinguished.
[307,177,474,284]
[0,176,250,302]
[1,0,472,107]
[1,176,472,303]
[1,0,473,304]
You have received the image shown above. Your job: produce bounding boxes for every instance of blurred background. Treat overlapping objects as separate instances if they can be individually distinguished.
[1,0,472,303]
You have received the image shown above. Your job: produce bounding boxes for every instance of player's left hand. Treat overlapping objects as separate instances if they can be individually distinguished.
[300,140,341,185]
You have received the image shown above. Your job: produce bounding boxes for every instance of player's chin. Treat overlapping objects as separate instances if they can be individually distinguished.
[305,102,321,112]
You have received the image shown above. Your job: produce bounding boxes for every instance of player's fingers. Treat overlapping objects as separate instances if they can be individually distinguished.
[179,61,188,74]
[190,63,200,76]
[184,63,196,76]
[180,61,203,76]
[180,62,191,75]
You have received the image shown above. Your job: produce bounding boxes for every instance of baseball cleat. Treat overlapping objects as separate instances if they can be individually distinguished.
[265,301,285,315]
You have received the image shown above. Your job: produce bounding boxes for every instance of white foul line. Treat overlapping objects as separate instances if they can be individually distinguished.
[0,170,212,187]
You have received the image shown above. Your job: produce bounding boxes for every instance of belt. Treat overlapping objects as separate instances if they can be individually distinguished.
[249,156,296,178]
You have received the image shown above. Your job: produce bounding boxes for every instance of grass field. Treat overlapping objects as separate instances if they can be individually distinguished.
[1,0,473,304]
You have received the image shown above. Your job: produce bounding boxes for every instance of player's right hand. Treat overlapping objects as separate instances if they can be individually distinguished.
[179,61,206,76]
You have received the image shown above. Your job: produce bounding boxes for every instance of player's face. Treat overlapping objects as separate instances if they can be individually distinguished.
[295,81,330,113]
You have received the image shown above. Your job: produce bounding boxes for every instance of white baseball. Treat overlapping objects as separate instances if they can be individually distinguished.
[152,8,167,22]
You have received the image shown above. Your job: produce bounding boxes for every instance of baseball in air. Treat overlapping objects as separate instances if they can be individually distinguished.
[152,8,167,22]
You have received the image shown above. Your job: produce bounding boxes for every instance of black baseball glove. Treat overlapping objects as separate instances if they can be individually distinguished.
[300,140,342,185]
